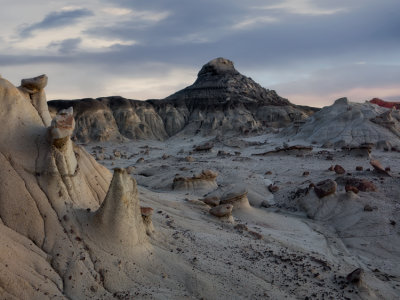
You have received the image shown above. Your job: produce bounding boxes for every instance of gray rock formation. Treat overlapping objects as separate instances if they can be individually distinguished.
[48,58,317,142]
[281,97,400,149]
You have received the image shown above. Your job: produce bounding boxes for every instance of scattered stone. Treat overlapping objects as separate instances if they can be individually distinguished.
[334,165,345,174]
[314,179,337,198]
[363,205,373,212]
[328,165,334,171]
[217,150,231,157]
[185,156,195,162]
[234,224,248,232]
[252,145,313,156]
[345,185,359,194]
[162,154,170,160]
[268,184,279,193]
[209,204,233,218]
[346,268,363,284]
[265,171,272,175]
[335,177,377,192]
[248,231,263,240]
[303,171,310,176]
[136,157,145,163]
[356,166,363,171]
[390,220,396,226]
[194,142,214,152]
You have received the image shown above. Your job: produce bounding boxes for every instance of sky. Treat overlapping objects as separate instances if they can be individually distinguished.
[0,0,399,107]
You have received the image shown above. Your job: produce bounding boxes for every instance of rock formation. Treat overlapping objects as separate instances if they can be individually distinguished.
[370,98,400,109]
[48,58,317,142]
[172,169,218,194]
[0,75,154,299]
[281,97,400,149]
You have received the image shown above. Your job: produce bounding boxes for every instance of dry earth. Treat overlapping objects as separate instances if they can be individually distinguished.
[85,133,400,299]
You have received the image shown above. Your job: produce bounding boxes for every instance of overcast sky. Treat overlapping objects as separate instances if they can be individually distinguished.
[0,0,399,107]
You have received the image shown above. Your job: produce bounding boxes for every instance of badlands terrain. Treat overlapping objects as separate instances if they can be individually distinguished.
[0,58,399,299]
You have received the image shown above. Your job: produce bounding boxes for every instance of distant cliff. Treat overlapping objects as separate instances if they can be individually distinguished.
[48,58,318,142]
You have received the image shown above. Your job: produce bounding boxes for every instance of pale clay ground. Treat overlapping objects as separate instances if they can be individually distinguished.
[83,133,400,299]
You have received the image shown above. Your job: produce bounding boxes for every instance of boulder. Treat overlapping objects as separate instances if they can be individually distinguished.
[334,165,345,174]
[335,177,377,192]
[370,159,391,176]
[346,268,364,284]
[314,179,337,198]
[209,204,233,218]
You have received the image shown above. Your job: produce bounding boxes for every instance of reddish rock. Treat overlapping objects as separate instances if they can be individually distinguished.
[336,177,377,192]
[140,207,154,217]
[345,185,359,194]
[369,98,400,109]
[268,184,279,193]
[370,159,391,176]
[314,179,337,198]
[328,165,334,171]
[334,165,345,174]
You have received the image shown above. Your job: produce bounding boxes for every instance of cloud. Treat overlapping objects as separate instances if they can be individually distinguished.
[19,8,93,38]
[271,64,400,106]
[0,0,399,107]
[254,0,347,16]
[48,38,82,54]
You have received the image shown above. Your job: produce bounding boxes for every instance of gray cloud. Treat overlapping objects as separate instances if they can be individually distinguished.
[19,8,93,38]
[47,38,82,54]
[1,0,399,104]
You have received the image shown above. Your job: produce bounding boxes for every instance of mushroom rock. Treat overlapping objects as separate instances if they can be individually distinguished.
[88,168,147,252]
[220,187,250,210]
[141,206,155,236]
[172,169,218,194]
[49,107,77,176]
[18,74,52,126]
